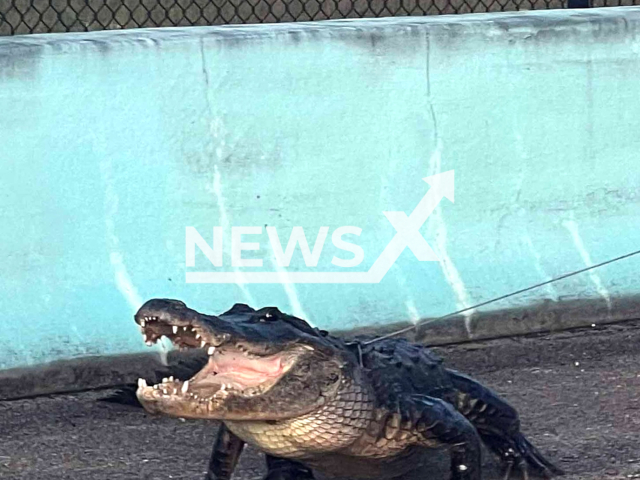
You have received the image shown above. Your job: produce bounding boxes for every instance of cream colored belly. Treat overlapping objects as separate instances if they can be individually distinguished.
[225,412,370,458]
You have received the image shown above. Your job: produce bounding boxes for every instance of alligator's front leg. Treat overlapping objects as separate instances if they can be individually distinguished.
[264,455,315,480]
[205,423,245,480]
[402,395,482,480]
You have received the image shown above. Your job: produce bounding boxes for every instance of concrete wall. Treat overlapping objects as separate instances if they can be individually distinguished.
[1,8,640,371]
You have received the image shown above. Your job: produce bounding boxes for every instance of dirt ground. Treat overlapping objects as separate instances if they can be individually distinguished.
[1,320,639,480]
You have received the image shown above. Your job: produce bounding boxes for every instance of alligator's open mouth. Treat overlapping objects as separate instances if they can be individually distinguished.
[136,314,299,405]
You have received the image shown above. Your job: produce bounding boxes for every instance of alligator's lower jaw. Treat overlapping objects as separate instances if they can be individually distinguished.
[136,347,296,418]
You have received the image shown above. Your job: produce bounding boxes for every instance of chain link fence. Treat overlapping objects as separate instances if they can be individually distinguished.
[1,0,639,35]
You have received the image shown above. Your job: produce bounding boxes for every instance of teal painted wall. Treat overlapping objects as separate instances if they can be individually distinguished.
[1,8,640,370]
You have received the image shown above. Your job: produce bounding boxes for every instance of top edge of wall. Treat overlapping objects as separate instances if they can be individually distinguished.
[1,6,640,47]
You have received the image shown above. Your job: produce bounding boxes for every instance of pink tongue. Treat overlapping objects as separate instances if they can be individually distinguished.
[213,352,283,377]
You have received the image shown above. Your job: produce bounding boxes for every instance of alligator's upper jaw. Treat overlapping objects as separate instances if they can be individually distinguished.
[135,314,298,418]
[137,312,229,351]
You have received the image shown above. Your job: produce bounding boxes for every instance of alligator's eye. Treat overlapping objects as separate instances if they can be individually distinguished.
[258,312,276,323]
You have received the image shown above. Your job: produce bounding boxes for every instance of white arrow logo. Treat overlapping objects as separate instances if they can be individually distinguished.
[186,170,454,284]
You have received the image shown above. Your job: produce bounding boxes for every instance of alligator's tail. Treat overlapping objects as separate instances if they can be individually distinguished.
[512,432,565,477]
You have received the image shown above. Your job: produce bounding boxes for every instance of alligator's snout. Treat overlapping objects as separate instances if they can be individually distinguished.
[135,299,233,353]
[136,298,188,325]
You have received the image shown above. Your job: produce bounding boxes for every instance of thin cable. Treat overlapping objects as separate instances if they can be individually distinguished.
[364,247,640,345]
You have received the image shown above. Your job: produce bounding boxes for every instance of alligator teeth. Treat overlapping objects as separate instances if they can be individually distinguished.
[182,381,189,393]
[162,377,169,383]
[208,346,215,355]
[195,333,201,339]
[145,341,153,346]
[183,326,188,331]
[138,378,147,388]
[140,319,146,327]
[214,388,229,398]
[201,340,207,348]
[172,326,178,334]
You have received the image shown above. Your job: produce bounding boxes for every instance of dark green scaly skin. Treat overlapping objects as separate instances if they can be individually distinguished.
[104,299,564,480]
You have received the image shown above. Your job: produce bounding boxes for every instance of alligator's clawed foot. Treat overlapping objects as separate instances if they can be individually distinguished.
[451,463,478,480]
[449,439,482,480]
[501,459,514,480]
[501,457,530,480]
[264,456,315,480]
[264,471,315,480]
[495,436,563,479]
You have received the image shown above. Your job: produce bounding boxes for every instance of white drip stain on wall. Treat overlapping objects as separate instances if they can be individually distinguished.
[101,159,144,311]
[99,159,165,360]
[426,141,474,335]
[208,164,256,306]
[392,264,421,323]
[206,117,257,306]
[562,218,612,310]
[524,235,560,301]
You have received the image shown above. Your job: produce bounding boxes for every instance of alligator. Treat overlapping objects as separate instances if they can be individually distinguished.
[106,298,564,480]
